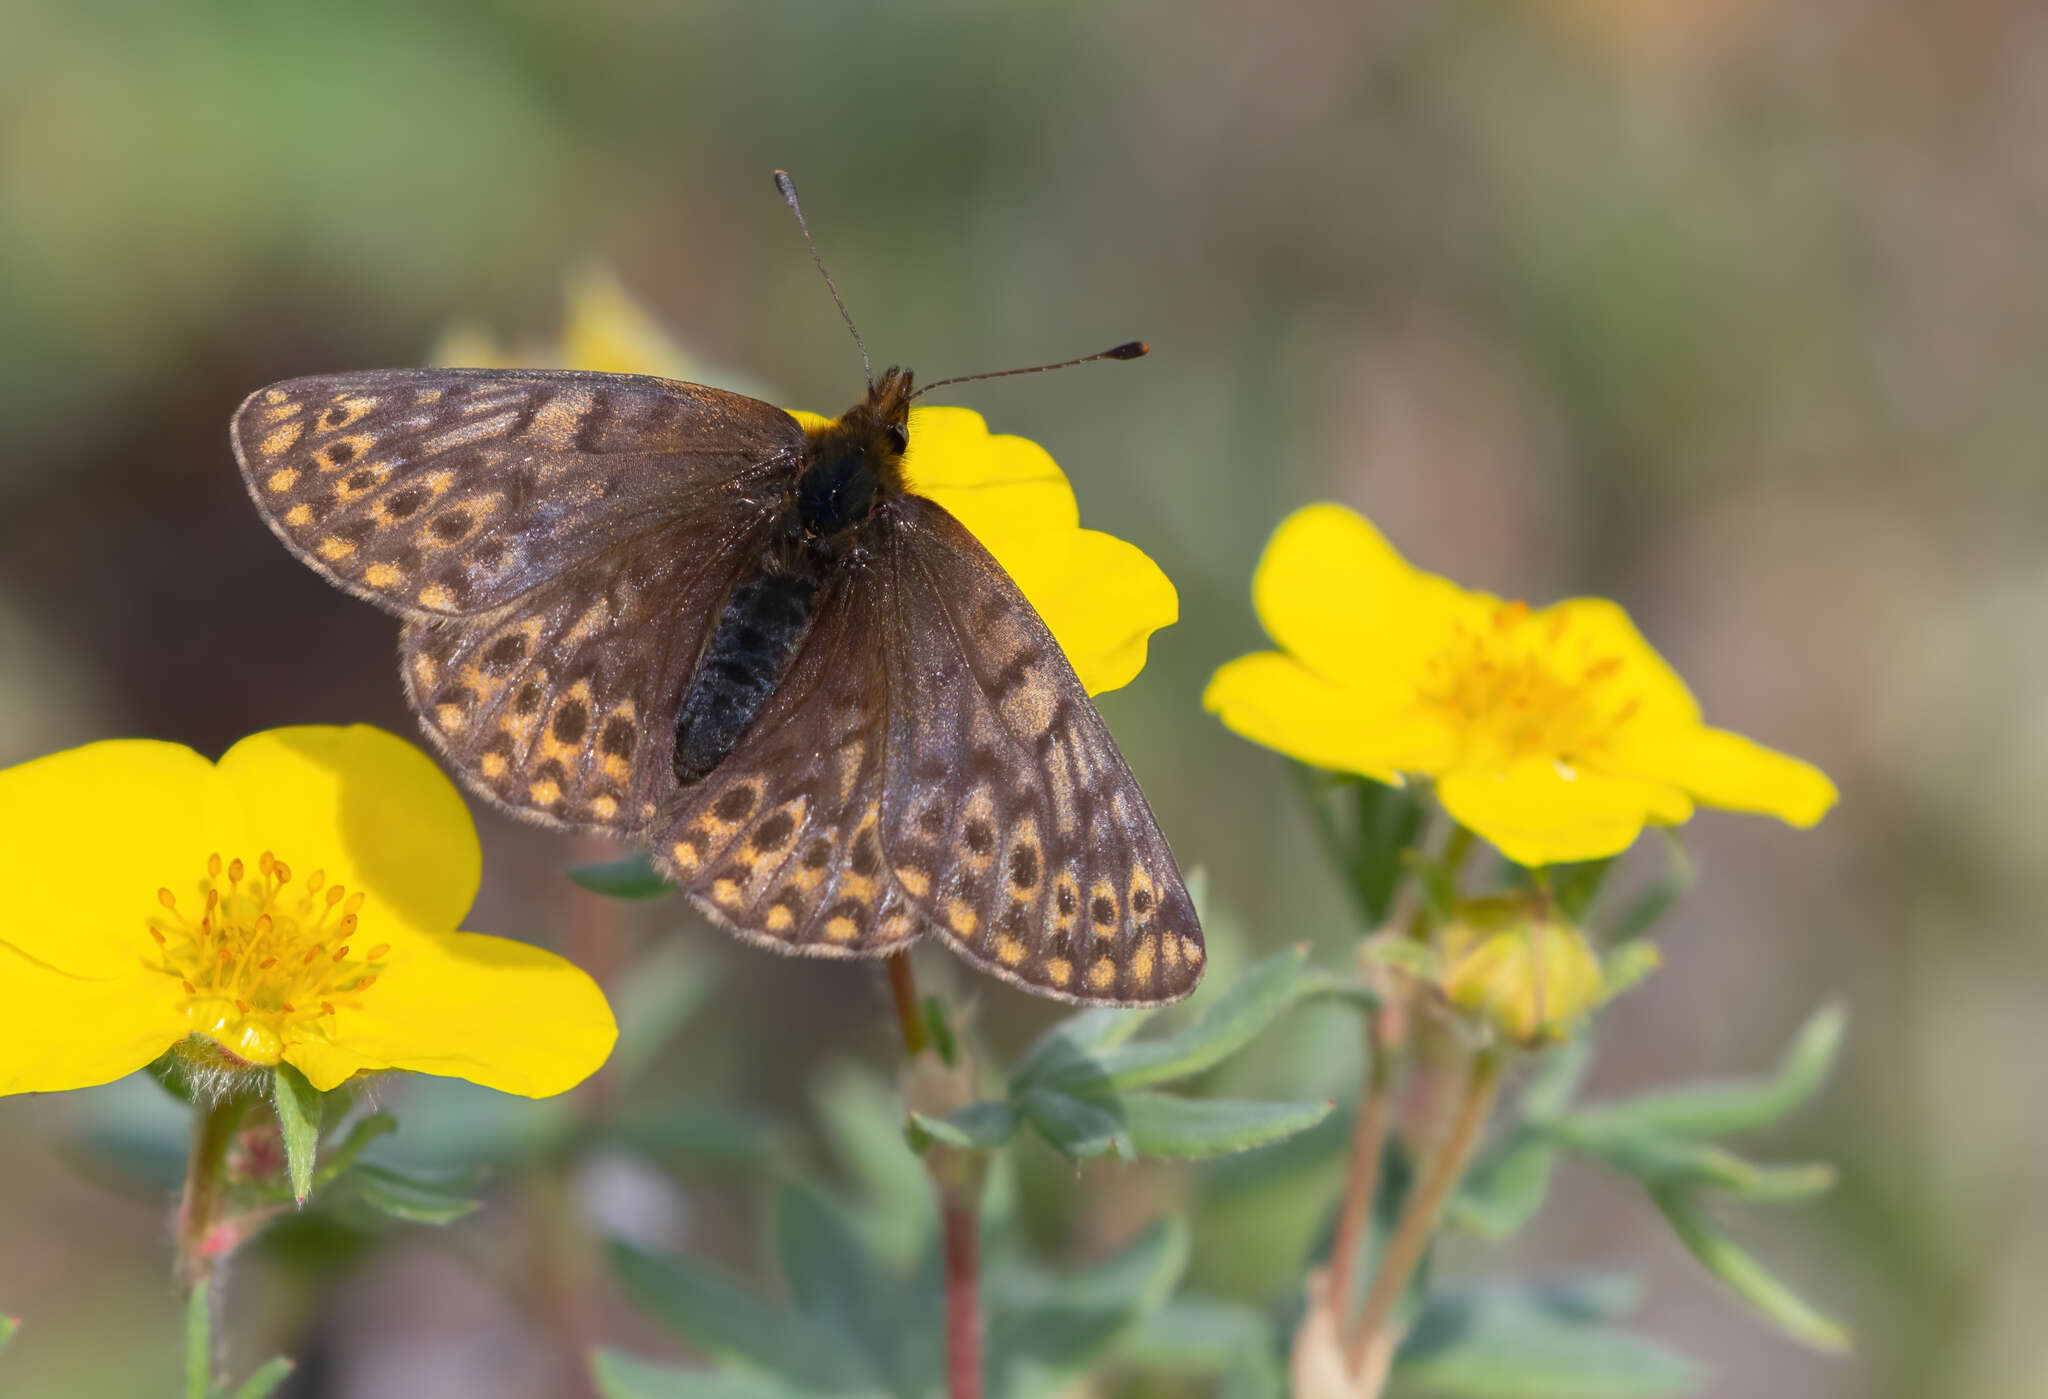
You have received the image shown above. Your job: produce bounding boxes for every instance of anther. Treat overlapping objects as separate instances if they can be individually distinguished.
[367,944,390,961]
[343,892,364,914]
[149,928,167,945]
[228,858,244,882]
[306,870,325,893]
[182,980,197,995]
[273,859,292,884]
[254,914,272,936]
[259,851,274,874]
[157,888,177,909]
[333,945,351,962]
[207,853,222,877]
[280,1002,295,1013]
[303,946,322,965]
[326,887,345,907]
[355,975,377,991]
[235,999,250,1014]
[338,914,358,936]
[320,1002,335,1016]
[205,889,219,911]
[259,957,278,969]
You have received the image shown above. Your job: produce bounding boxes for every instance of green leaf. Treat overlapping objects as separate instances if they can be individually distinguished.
[1117,1295,1274,1372]
[774,1182,909,1389]
[1564,1002,1845,1141]
[603,1103,787,1170]
[612,947,716,1087]
[811,1065,932,1267]
[1394,1281,1704,1398]
[590,1350,833,1399]
[1557,1128,1836,1204]
[568,850,672,900]
[1010,1006,1155,1087]
[608,1242,870,1390]
[1601,941,1663,999]
[1018,1087,1132,1160]
[312,1111,395,1190]
[0,1315,15,1353]
[1519,1037,1595,1124]
[1605,832,1694,942]
[1548,858,1617,921]
[228,1357,296,1399]
[1450,1129,1560,1240]
[185,1281,212,1399]
[347,1163,485,1225]
[272,1064,323,1205]
[1037,946,1310,1094]
[1293,967,1382,1011]
[1651,1188,1850,1352]
[987,1217,1191,1394]
[1351,777,1426,924]
[907,1101,1019,1153]
[1118,1092,1334,1159]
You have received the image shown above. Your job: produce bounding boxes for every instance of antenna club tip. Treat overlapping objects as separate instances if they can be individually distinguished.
[773,170,798,199]
[1108,341,1150,360]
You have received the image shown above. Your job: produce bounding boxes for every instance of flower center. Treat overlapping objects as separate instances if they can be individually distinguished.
[148,851,389,1065]
[1418,602,1643,769]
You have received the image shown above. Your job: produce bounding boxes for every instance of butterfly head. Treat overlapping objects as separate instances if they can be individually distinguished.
[794,366,914,542]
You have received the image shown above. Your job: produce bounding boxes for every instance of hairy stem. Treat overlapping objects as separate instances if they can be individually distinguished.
[1326,1045,1395,1323]
[941,1196,983,1399]
[176,1096,247,1290]
[1345,1047,1502,1379]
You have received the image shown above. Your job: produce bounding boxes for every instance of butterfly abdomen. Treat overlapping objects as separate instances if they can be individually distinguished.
[673,563,822,784]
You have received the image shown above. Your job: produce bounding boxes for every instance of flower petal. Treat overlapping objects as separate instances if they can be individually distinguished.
[283,931,616,1097]
[1251,504,1464,691]
[1204,653,1456,782]
[1438,758,1694,867]
[0,939,185,1093]
[213,726,480,938]
[1001,526,1178,696]
[1539,597,1701,726]
[0,739,238,976]
[1618,723,1837,827]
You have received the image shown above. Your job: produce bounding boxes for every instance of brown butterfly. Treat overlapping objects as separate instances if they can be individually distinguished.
[230,174,1203,1005]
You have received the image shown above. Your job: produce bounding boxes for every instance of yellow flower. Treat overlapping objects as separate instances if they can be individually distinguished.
[441,268,1176,696]
[1205,504,1836,865]
[1439,898,1609,1046]
[0,726,616,1097]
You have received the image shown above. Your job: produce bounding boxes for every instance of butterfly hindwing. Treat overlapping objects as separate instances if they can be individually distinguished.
[232,368,803,618]
[401,509,776,832]
[877,498,1203,1005]
[649,571,921,958]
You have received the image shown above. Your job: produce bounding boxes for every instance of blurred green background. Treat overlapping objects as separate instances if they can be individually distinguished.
[1,2,2038,1396]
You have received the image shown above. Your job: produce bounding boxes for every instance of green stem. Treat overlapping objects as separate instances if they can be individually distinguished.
[177,1097,247,1290]
[1345,1048,1502,1379]
[184,1280,212,1399]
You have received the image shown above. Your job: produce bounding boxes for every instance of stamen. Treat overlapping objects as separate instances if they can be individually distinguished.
[306,869,325,893]
[157,888,177,909]
[332,945,350,962]
[207,853,222,877]
[367,944,390,961]
[228,858,244,882]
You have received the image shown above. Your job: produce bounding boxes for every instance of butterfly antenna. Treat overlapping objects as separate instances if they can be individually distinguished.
[774,170,873,391]
[913,341,1150,399]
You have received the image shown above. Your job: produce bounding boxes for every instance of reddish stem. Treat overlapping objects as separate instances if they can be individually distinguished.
[941,1197,983,1399]
[886,950,928,1056]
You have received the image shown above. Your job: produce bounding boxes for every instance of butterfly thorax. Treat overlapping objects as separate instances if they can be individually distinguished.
[671,368,915,785]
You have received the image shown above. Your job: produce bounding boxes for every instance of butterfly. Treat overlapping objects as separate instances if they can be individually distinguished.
[230,179,1203,1006]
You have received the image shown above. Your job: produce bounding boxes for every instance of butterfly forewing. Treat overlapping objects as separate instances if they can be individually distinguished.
[877,499,1203,1005]
[648,572,922,958]
[232,369,802,618]
[402,509,776,831]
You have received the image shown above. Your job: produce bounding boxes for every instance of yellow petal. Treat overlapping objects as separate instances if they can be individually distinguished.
[213,726,479,938]
[0,739,239,977]
[0,938,186,1094]
[1438,757,1694,867]
[560,266,698,380]
[1251,504,1466,692]
[1001,526,1178,696]
[1203,653,1456,782]
[900,405,1078,542]
[1618,723,1837,827]
[1538,597,1702,726]
[283,931,616,1097]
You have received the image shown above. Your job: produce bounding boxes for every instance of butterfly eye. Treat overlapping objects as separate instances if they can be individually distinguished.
[885,422,909,454]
